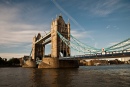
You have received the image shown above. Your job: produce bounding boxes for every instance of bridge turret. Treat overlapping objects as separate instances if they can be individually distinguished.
[67,19,70,36]
[67,19,71,56]
[51,18,55,29]
[55,18,58,26]
[33,35,36,43]
[51,15,59,58]
[51,15,71,58]
[36,33,41,40]
[32,35,36,60]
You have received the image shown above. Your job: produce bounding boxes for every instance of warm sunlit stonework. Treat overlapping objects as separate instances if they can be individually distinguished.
[23,15,79,68]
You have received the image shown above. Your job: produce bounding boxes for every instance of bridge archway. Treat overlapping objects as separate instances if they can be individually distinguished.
[60,50,67,57]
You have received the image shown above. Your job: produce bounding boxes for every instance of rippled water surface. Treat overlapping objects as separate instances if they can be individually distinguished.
[0,65,130,87]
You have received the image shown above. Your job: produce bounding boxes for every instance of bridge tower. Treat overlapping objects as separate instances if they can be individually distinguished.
[32,33,44,61]
[51,15,70,58]
[23,15,79,68]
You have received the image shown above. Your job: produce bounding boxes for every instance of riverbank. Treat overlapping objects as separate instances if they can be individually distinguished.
[80,59,130,66]
[0,65,21,68]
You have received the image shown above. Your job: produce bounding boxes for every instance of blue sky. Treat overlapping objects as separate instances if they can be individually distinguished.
[0,0,130,58]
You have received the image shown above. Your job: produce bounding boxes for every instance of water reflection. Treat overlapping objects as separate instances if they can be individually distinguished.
[30,68,79,87]
[0,65,130,87]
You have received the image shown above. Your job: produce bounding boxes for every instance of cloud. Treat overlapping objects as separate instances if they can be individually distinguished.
[0,6,19,22]
[0,1,52,58]
[94,42,98,48]
[78,0,123,16]
[0,53,28,59]
[106,25,110,29]
[108,42,119,47]
[0,3,50,47]
[106,25,119,30]
[0,22,49,45]
[71,30,94,41]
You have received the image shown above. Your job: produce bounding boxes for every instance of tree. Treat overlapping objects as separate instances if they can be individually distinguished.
[0,57,6,65]
[7,58,20,66]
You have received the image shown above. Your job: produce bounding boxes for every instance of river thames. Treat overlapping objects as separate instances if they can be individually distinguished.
[0,64,130,87]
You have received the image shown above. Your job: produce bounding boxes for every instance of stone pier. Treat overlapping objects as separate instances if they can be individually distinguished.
[22,59,36,68]
[38,57,79,68]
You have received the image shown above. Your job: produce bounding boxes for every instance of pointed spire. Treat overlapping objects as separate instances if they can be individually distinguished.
[51,17,54,25]
[56,14,57,18]
[68,18,70,23]
[60,13,62,16]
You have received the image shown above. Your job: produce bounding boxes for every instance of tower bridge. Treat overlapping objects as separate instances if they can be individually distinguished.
[22,15,130,68]
[32,16,71,60]
[23,15,78,68]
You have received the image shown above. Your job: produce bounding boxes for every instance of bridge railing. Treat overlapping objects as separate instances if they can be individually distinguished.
[60,50,130,60]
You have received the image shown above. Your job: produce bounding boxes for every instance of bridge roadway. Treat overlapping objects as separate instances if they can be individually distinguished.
[59,51,130,60]
[35,32,51,44]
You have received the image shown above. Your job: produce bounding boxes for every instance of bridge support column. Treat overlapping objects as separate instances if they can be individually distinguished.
[38,57,59,68]
[32,36,36,60]
[43,45,45,57]
[51,18,59,58]
[38,58,79,68]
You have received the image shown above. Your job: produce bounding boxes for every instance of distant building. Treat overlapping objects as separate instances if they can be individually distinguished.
[20,55,30,66]
[121,57,130,61]
[80,59,109,66]
[22,55,30,61]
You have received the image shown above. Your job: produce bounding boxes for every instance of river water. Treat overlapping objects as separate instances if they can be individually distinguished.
[0,64,130,87]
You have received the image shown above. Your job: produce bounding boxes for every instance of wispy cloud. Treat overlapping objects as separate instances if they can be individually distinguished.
[106,25,119,30]
[0,1,52,58]
[94,42,98,48]
[0,53,29,58]
[108,42,119,47]
[106,25,110,29]
[71,30,94,41]
[78,0,123,16]
[0,2,51,46]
